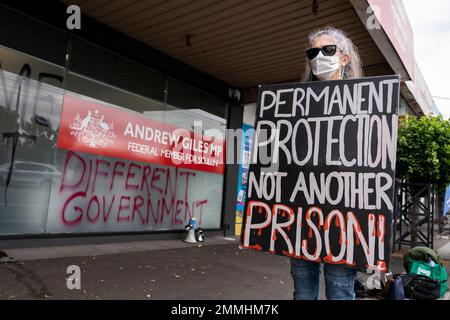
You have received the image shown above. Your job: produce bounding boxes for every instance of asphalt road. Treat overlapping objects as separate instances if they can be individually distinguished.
[1,242,448,300]
[0,243,294,300]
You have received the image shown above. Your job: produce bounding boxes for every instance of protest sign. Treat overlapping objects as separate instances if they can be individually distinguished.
[241,75,400,272]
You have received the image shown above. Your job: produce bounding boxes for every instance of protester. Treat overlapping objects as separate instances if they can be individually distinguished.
[290,26,364,300]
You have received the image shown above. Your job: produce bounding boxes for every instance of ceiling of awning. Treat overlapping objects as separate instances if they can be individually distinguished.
[66,0,393,90]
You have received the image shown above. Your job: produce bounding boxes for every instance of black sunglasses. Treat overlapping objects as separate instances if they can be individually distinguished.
[306,45,340,60]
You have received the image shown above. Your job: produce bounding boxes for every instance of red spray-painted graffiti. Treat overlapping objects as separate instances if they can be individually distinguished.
[58,151,208,228]
[242,200,387,272]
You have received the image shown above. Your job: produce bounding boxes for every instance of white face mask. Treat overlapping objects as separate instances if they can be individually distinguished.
[310,51,341,81]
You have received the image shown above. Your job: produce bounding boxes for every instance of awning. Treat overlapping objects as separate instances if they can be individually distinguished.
[67,0,392,92]
[351,0,415,82]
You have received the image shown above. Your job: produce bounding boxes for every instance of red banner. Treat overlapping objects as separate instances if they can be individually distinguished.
[57,94,225,174]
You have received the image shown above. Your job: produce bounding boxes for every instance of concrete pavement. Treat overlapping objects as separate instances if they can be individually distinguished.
[0,240,295,300]
[0,235,238,262]
[0,234,449,300]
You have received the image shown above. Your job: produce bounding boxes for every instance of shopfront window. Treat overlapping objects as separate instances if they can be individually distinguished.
[0,46,65,235]
[0,32,227,235]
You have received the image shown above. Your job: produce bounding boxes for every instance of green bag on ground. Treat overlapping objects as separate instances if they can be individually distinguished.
[403,246,440,271]
[407,258,448,298]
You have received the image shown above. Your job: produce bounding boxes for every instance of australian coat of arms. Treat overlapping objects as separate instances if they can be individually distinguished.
[69,110,117,148]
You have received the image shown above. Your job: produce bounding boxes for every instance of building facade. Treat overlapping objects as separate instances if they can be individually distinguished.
[0,0,432,238]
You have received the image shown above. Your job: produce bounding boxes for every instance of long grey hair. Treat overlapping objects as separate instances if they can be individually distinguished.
[302,26,364,81]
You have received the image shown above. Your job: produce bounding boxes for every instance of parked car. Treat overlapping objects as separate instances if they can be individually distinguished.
[0,161,61,188]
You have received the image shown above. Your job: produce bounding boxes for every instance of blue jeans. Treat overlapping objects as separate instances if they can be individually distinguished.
[290,258,357,300]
